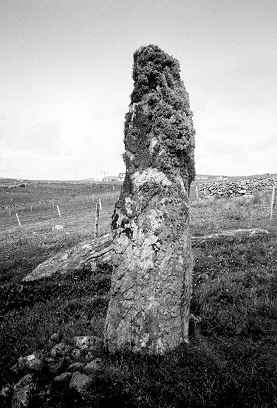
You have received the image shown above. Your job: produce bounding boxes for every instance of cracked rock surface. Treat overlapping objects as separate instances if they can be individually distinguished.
[104,45,195,354]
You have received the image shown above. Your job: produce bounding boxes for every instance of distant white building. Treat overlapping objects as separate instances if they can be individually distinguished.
[102,173,125,183]
[216,175,228,181]
[195,175,208,180]
[118,172,125,182]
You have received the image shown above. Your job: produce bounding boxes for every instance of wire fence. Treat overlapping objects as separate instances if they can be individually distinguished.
[0,191,120,230]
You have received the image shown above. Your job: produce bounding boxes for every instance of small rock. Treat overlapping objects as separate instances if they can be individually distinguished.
[73,335,102,350]
[71,348,81,360]
[50,333,60,342]
[68,362,85,372]
[50,342,71,358]
[64,355,73,364]
[53,225,64,231]
[45,357,65,375]
[84,351,95,362]
[11,359,24,374]
[0,385,12,399]
[53,372,72,383]
[12,374,36,408]
[69,372,93,396]
[12,353,43,374]
[83,359,103,375]
[24,353,43,372]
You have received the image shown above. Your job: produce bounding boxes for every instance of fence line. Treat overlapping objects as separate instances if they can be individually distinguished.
[15,213,21,226]
[95,203,100,237]
[1,191,120,229]
[270,185,276,220]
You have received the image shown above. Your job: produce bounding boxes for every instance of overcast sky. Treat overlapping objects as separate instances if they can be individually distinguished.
[0,0,276,180]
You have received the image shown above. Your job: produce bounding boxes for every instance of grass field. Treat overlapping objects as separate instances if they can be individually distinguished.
[0,182,276,407]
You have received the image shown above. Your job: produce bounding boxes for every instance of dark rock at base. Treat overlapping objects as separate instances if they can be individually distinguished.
[12,353,43,374]
[53,372,72,384]
[69,372,93,396]
[71,348,81,360]
[12,374,36,408]
[0,385,12,401]
[73,335,103,351]
[50,342,71,358]
[83,359,103,375]
[84,351,95,362]
[24,353,43,372]
[45,357,66,375]
[68,362,85,372]
[49,332,61,342]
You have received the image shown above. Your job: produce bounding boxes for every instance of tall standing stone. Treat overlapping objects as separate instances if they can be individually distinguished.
[104,45,195,354]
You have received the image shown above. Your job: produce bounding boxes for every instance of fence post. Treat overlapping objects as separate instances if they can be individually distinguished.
[16,213,22,226]
[195,185,199,200]
[270,185,275,220]
[95,203,100,237]
[57,205,61,217]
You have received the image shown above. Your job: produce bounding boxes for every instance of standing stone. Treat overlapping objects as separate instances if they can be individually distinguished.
[104,45,195,354]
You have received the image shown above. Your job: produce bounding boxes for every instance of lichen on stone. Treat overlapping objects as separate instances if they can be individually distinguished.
[104,44,195,354]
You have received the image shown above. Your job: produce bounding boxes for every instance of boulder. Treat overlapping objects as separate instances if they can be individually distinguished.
[50,342,71,358]
[12,374,36,408]
[73,335,103,351]
[69,372,93,396]
[68,362,85,372]
[53,372,72,384]
[83,359,103,375]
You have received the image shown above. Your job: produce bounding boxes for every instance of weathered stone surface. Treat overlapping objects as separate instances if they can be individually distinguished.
[73,335,103,350]
[23,353,43,372]
[104,45,195,354]
[68,362,85,372]
[192,228,269,241]
[195,175,277,199]
[45,357,66,375]
[22,233,113,282]
[84,351,96,361]
[49,332,61,342]
[83,358,103,374]
[12,353,43,374]
[69,372,93,395]
[12,374,36,408]
[50,342,71,358]
[71,348,81,360]
[22,227,270,283]
[53,372,72,383]
[0,385,11,398]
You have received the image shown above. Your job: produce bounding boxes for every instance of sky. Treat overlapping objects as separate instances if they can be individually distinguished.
[0,0,276,180]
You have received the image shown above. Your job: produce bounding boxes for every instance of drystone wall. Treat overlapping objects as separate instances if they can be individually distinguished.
[197,175,277,199]
[104,45,195,354]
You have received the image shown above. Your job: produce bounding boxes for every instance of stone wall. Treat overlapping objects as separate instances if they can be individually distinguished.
[196,175,277,199]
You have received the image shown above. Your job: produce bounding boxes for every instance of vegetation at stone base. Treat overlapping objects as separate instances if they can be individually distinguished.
[0,189,276,407]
